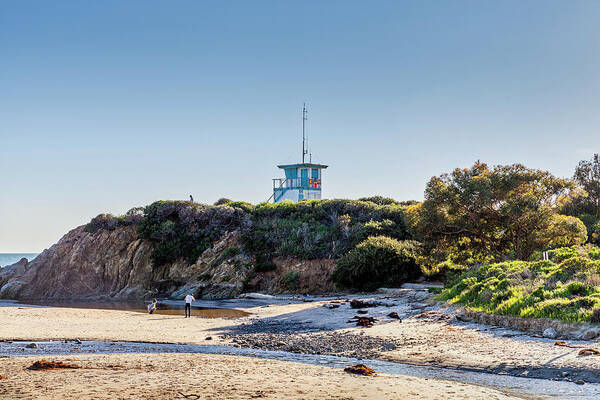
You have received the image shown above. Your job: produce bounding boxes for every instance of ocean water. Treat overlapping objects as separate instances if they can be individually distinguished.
[0,253,39,268]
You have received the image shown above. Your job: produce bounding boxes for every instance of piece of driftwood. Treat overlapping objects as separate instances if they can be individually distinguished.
[555,340,585,349]
[344,364,377,376]
[387,312,401,319]
[578,348,600,356]
[347,316,377,327]
[27,360,80,371]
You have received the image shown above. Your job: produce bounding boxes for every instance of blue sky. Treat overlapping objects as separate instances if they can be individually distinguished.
[1,1,600,252]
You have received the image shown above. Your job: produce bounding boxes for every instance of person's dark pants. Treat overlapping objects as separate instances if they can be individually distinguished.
[185,303,191,318]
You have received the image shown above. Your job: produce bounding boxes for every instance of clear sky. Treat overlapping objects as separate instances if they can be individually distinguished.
[1,1,599,252]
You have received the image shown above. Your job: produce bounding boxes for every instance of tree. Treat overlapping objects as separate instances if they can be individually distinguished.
[542,215,587,248]
[214,198,232,206]
[574,154,600,218]
[413,162,577,263]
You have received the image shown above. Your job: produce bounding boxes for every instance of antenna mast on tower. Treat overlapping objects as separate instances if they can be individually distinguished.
[302,103,308,164]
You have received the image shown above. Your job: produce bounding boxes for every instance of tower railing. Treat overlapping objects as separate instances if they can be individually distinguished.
[272,177,322,189]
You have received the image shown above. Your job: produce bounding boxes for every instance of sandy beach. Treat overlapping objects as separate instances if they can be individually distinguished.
[0,352,523,400]
[2,290,600,398]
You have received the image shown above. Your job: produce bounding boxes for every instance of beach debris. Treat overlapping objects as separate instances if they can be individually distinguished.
[73,339,82,344]
[323,303,340,309]
[357,310,368,314]
[554,340,600,355]
[416,310,452,322]
[27,360,80,371]
[576,379,586,385]
[25,343,38,349]
[0,375,7,380]
[578,348,600,356]
[387,312,401,320]
[178,392,202,399]
[543,328,558,339]
[350,299,379,309]
[348,316,376,328]
[205,336,213,341]
[344,363,377,376]
[554,341,585,349]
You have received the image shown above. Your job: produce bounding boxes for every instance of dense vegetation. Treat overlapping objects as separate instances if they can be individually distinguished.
[85,199,415,287]
[439,246,600,323]
[332,236,421,291]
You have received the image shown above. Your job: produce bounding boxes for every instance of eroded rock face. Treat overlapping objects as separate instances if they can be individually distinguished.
[0,225,336,300]
[0,226,153,300]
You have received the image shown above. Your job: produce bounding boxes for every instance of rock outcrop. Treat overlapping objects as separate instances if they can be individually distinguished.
[0,225,336,300]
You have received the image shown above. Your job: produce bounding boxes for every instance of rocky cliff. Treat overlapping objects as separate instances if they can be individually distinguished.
[0,199,411,300]
[0,225,335,300]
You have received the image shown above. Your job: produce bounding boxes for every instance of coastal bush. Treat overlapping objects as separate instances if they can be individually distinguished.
[84,208,143,233]
[137,201,248,267]
[240,199,410,264]
[332,236,422,291]
[439,255,600,323]
[543,215,587,248]
[214,198,232,206]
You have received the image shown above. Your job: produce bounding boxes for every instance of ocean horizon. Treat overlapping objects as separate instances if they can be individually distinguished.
[0,253,39,268]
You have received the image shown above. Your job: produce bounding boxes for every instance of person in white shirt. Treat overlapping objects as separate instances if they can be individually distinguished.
[184,294,195,318]
[147,299,157,314]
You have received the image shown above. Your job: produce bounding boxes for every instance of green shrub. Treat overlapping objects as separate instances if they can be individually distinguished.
[282,272,300,290]
[548,247,579,262]
[544,215,587,248]
[590,247,600,260]
[84,208,143,233]
[214,198,233,206]
[358,196,400,205]
[332,236,422,291]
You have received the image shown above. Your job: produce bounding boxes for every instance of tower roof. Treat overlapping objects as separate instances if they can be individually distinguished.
[277,163,328,169]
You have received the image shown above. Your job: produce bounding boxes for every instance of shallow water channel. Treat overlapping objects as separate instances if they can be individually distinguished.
[1,340,599,399]
[1,299,252,318]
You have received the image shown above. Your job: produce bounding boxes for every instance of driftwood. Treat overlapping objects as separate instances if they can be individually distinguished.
[344,364,378,376]
[555,340,585,349]
[27,360,80,371]
[554,341,600,356]
[347,315,377,327]
[578,348,600,356]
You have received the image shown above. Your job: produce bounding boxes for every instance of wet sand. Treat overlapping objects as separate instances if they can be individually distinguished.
[0,353,523,400]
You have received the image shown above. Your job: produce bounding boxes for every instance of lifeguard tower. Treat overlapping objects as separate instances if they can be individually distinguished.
[271,105,328,203]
